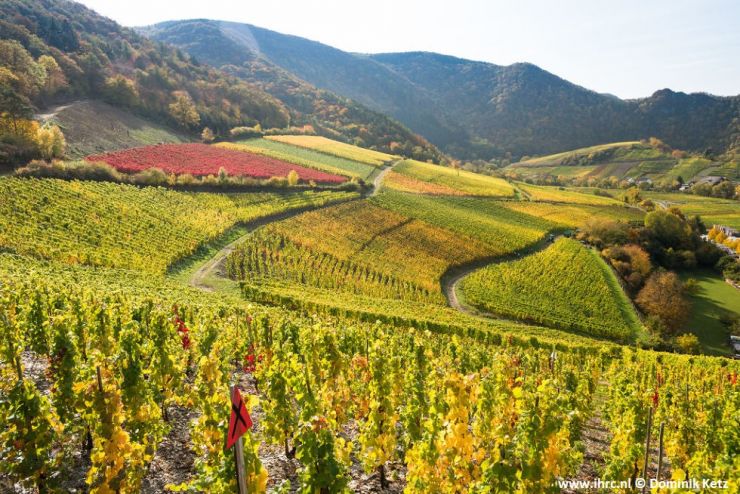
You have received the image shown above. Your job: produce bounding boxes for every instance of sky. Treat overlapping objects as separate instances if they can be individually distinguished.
[77,0,740,99]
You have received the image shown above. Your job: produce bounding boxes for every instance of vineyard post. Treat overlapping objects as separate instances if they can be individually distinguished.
[656,422,665,481]
[96,365,103,393]
[641,406,652,493]
[234,435,248,494]
[15,355,22,382]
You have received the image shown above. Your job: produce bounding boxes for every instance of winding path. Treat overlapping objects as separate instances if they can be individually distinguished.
[371,162,395,196]
[441,235,560,315]
[189,162,397,291]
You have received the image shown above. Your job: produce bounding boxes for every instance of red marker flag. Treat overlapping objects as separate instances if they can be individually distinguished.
[225,387,253,450]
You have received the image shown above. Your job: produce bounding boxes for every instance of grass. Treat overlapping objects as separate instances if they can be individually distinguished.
[680,269,739,356]
[388,159,515,197]
[218,139,377,180]
[265,135,395,166]
[46,100,188,158]
[515,141,642,166]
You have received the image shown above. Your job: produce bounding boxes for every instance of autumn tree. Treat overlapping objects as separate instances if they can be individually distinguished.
[37,55,67,99]
[201,127,214,143]
[635,271,691,335]
[36,124,66,160]
[168,91,200,129]
[102,75,139,107]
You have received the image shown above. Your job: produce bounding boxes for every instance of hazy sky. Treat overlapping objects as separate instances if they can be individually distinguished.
[77,0,739,99]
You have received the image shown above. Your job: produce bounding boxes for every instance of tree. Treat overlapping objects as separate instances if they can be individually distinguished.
[635,271,691,335]
[644,210,694,250]
[168,91,200,129]
[201,127,214,143]
[102,75,139,107]
[37,56,67,98]
[36,124,66,160]
[0,83,33,134]
[623,187,642,204]
[712,181,735,199]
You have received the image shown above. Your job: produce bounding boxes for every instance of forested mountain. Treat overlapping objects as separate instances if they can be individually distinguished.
[138,20,443,162]
[0,0,290,135]
[0,0,443,163]
[144,20,740,160]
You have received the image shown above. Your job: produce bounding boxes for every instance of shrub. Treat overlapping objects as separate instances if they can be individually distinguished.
[131,167,169,186]
[675,333,700,354]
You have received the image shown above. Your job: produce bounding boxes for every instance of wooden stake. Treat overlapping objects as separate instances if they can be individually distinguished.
[642,407,653,493]
[96,366,103,393]
[15,356,22,382]
[234,436,248,494]
[656,422,665,482]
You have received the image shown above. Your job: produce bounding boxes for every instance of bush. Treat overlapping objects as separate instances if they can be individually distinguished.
[229,125,263,139]
[15,160,122,181]
[130,167,169,186]
[675,333,700,354]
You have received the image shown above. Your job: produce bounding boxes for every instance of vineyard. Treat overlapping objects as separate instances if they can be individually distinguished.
[0,177,356,273]
[264,136,395,166]
[0,137,737,493]
[460,238,645,341]
[372,191,555,253]
[386,160,516,197]
[218,140,377,181]
[226,200,494,304]
[517,182,624,205]
[0,277,737,493]
[87,144,347,183]
[500,201,645,227]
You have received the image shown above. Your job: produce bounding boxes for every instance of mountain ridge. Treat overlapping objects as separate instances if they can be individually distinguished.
[142,19,739,160]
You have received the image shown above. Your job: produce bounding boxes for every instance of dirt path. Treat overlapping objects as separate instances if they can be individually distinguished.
[189,204,356,291]
[35,101,80,121]
[189,161,398,291]
[371,162,396,196]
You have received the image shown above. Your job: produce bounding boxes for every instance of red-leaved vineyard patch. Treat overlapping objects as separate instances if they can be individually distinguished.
[87,143,346,183]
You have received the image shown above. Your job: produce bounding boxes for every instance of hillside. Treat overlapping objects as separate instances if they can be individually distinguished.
[0,0,291,136]
[37,100,189,158]
[506,140,740,183]
[137,20,444,162]
[143,20,740,160]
